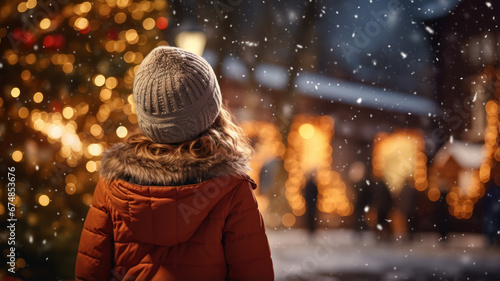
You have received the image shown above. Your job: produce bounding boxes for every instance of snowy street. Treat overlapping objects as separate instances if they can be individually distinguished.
[268,229,500,281]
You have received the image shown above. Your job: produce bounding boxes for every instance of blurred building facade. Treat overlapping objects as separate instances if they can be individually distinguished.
[166,0,500,232]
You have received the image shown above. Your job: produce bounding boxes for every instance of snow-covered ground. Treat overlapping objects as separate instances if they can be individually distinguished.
[267,229,500,281]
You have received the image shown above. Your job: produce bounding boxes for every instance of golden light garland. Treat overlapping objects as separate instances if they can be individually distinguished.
[241,121,286,212]
[27,87,137,170]
[0,1,171,275]
[372,130,428,196]
[284,115,352,219]
[443,68,498,219]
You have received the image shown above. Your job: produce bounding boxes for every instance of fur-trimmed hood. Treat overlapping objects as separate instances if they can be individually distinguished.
[99,142,251,186]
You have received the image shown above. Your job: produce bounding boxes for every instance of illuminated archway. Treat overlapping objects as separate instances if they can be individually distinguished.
[372,130,428,195]
[241,121,286,212]
[284,115,352,220]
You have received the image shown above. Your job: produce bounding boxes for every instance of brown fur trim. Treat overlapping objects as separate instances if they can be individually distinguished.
[99,142,251,186]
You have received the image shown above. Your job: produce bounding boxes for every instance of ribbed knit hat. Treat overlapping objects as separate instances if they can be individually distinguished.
[133,46,222,144]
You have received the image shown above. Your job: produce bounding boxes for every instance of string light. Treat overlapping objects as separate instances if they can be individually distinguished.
[439,69,497,219]
[87,143,103,156]
[93,74,106,86]
[39,18,51,29]
[143,18,156,30]
[65,183,76,195]
[74,17,89,31]
[241,121,286,212]
[285,115,352,222]
[281,213,296,227]
[116,126,128,138]
[62,107,75,119]
[156,17,168,30]
[18,107,29,119]
[105,77,118,89]
[12,150,23,162]
[373,131,427,195]
[38,194,50,207]
[114,12,127,24]
[11,87,20,98]
[26,0,37,9]
[125,29,139,44]
[1,1,172,273]
[86,160,97,172]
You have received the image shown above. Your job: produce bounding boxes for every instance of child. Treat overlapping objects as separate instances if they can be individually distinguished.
[75,46,274,281]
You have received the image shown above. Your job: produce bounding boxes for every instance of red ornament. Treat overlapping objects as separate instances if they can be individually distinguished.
[107,28,118,40]
[80,25,90,34]
[43,34,65,49]
[52,34,65,49]
[156,17,168,30]
[12,28,35,48]
[50,101,62,112]
[43,35,54,48]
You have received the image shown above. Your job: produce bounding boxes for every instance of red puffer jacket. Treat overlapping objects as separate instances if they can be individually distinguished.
[75,142,274,281]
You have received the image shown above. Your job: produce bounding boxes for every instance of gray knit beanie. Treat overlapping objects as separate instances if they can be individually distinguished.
[133,46,222,144]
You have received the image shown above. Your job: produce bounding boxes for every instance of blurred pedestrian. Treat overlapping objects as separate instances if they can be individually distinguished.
[304,172,318,234]
[75,47,274,281]
[436,178,451,243]
[349,161,371,232]
[398,180,419,241]
[372,179,393,241]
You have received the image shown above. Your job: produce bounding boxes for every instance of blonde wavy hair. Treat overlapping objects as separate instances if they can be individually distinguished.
[126,105,253,161]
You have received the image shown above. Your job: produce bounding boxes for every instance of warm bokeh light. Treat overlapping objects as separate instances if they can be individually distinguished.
[74,17,89,30]
[39,18,51,29]
[114,12,127,24]
[175,31,206,56]
[26,0,37,9]
[12,150,23,162]
[38,194,50,206]
[93,74,106,86]
[62,62,74,74]
[298,123,315,139]
[86,161,97,172]
[21,70,31,80]
[105,77,118,89]
[87,143,103,156]
[62,106,75,119]
[65,183,76,195]
[99,88,112,101]
[143,17,155,30]
[33,92,43,103]
[16,258,26,269]
[18,107,29,119]
[18,2,28,13]
[11,87,20,98]
[90,124,103,137]
[82,193,93,206]
[427,187,441,202]
[48,124,64,139]
[77,1,92,13]
[116,126,128,138]
[281,213,296,227]
[26,53,36,64]
[125,29,139,44]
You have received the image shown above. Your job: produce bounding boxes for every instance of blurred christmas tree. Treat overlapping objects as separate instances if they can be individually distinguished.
[0,0,170,279]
